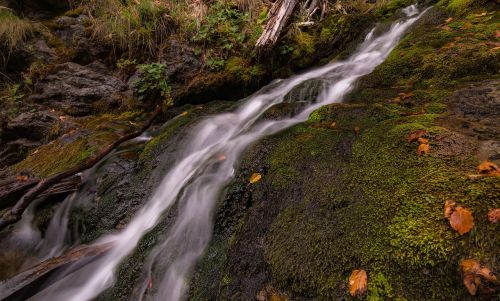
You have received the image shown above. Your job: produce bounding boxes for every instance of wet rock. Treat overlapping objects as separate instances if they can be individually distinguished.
[0,111,59,167]
[3,111,58,141]
[31,62,131,116]
[0,139,41,167]
[53,15,107,64]
[442,80,500,140]
[161,39,202,85]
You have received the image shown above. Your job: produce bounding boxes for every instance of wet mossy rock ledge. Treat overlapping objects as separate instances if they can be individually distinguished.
[0,0,499,301]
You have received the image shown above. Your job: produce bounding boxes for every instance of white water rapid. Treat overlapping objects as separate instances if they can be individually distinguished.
[29,5,427,301]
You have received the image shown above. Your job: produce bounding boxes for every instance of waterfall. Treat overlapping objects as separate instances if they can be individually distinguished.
[29,5,427,301]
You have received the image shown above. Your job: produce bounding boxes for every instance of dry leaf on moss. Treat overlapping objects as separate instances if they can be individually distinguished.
[249,173,262,184]
[417,143,430,156]
[450,207,474,235]
[407,130,427,142]
[418,137,429,144]
[460,259,497,295]
[15,175,29,182]
[444,200,456,219]
[399,92,414,100]
[487,209,500,223]
[477,161,500,176]
[348,269,367,297]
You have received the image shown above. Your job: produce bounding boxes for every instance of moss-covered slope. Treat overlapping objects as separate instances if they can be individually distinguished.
[189,4,500,301]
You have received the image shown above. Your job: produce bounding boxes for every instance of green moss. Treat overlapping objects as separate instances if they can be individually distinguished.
[14,139,97,177]
[64,8,84,17]
[12,111,141,177]
[263,99,499,300]
[368,272,395,301]
[140,114,192,160]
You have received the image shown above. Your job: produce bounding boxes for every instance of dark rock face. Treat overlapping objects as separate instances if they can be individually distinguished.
[6,0,69,18]
[0,111,59,167]
[161,39,202,86]
[53,15,108,64]
[31,62,131,116]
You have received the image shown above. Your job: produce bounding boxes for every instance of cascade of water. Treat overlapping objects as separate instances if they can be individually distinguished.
[29,6,427,301]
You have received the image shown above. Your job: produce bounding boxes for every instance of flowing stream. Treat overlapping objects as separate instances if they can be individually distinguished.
[29,6,427,301]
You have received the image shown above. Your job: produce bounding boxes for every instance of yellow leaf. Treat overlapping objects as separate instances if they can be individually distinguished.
[180,111,189,117]
[249,173,262,184]
[348,269,367,297]
[450,207,474,235]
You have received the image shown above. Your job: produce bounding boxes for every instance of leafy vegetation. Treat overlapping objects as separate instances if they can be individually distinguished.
[134,63,173,106]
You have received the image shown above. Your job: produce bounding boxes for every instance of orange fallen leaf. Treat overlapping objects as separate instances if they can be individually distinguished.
[148,278,153,289]
[330,122,336,128]
[249,173,262,184]
[487,209,500,223]
[180,111,189,117]
[348,269,367,297]
[399,92,414,100]
[477,161,499,175]
[354,126,360,135]
[463,273,481,295]
[407,130,427,142]
[450,207,474,235]
[418,137,429,144]
[417,143,430,156]
[460,259,497,295]
[444,199,456,219]
[217,154,227,161]
[445,17,453,23]
[16,175,29,182]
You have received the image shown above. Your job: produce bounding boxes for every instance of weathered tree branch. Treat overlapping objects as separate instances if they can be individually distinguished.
[0,105,162,231]
[255,0,299,50]
[0,243,113,300]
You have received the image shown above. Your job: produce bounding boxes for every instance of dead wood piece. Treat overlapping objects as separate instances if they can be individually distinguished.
[0,179,38,211]
[0,243,113,300]
[0,105,162,231]
[255,0,299,49]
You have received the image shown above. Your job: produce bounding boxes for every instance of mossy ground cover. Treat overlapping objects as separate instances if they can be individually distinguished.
[11,111,143,178]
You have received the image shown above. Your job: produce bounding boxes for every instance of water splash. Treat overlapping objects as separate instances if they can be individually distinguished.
[30,6,427,301]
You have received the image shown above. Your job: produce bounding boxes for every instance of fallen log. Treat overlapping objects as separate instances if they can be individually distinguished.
[0,178,37,210]
[0,243,113,300]
[0,105,162,231]
[255,0,299,50]
[0,175,81,211]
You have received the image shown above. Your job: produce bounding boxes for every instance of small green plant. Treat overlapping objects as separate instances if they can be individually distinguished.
[0,84,25,102]
[193,1,248,57]
[206,57,225,71]
[134,63,172,106]
[116,58,137,69]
